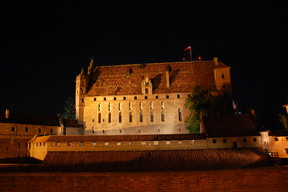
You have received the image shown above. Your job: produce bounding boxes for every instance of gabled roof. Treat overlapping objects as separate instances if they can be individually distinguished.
[0,111,60,126]
[86,60,229,96]
[202,114,259,137]
[31,134,207,143]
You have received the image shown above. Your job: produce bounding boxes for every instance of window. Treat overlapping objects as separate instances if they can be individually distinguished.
[222,74,225,79]
[212,139,217,143]
[243,138,247,142]
[274,138,279,141]
[123,97,126,100]
[94,98,97,101]
[134,96,137,100]
[117,142,121,146]
[92,142,96,146]
[118,102,121,111]
[38,128,41,133]
[223,139,227,143]
[141,141,146,145]
[286,148,288,154]
[154,141,159,145]
[177,95,180,98]
[150,102,153,110]
[140,111,143,122]
[11,127,15,132]
[98,103,101,111]
[108,103,111,111]
[129,112,132,122]
[150,111,154,122]
[119,112,122,123]
[145,88,148,94]
[80,142,84,146]
[104,142,109,146]
[103,97,106,101]
[178,108,182,121]
[108,112,111,123]
[155,95,158,99]
[253,138,257,142]
[161,101,164,109]
[139,102,142,110]
[114,97,116,100]
[145,96,148,99]
[68,142,72,146]
[98,113,101,123]
[161,111,165,122]
[50,129,53,134]
[56,142,60,146]
[25,127,29,132]
[129,102,132,110]
[166,95,169,99]
[82,98,84,102]
[166,141,170,145]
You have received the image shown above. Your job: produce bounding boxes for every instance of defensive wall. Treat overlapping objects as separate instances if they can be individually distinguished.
[29,134,262,161]
[1,168,288,192]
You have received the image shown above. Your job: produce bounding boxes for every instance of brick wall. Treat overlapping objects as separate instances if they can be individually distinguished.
[1,167,287,192]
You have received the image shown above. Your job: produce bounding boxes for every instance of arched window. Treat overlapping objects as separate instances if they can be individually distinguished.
[140,111,143,122]
[108,103,111,111]
[129,112,133,122]
[150,111,154,122]
[50,128,53,133]
[119,112,122,123]
[150,102,153,110]
[161,111,165,122]
[139,102,142,110]
[98,113,101,123]
[129,102,132,110]
[98,103,101,111]
[118,102,121,111]
[161,101,164,109]
[108,112,111,123]
[178,108,182,121]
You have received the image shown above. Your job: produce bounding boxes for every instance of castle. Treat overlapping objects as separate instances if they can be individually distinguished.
[75,57,231,135]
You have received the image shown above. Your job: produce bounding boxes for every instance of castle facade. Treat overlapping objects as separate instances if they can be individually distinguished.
[76,57,231,135]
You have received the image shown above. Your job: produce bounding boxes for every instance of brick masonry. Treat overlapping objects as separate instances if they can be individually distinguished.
[0,167,288,192]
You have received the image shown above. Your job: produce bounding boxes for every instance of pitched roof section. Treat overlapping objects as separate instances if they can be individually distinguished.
[86,60,228,96]
[202,114,259,137]
[0,111,60,126]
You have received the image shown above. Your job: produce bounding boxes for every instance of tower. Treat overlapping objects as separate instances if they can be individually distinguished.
[75,68,88,125]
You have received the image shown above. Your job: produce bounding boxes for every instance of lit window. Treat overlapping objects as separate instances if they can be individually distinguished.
[150,111,154,122]
[161,111,165,122]
[68,142,72,146]
[108,112,111,123]
[129,102,132,110]
[108,103,111,111]
[92,142,96,146]
[150,102,153,110]
[139,102,142,110]
[98,103,101,111]
[117,142,121,146]
[166,141,170,145]
[178,108,182,121]
[80,142,84,146]
[56,142,60,146]
[119,112,122,123]
[161,101,164,109]
[140,111,143,122]
[154,141,159,145]
[104,142,109,146]
[142,141,146,145]
[129,112,132,122]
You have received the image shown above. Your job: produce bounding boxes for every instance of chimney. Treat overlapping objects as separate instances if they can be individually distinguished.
[214,57,219,66]
[5,109,9,119]
[165,65,170,88]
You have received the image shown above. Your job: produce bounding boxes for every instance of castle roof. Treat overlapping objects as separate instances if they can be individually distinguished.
[0,110,60,126]
[30,134,207,143]
[202,114,259,137]
[86,60,229,96]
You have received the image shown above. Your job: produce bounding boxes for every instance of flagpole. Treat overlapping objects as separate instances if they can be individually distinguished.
[189,47,192,61]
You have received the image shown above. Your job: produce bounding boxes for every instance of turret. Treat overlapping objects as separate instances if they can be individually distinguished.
[75,67,88,125]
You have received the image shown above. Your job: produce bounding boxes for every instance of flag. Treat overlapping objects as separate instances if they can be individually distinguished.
[184,46,191,51]
[183,46,192,61]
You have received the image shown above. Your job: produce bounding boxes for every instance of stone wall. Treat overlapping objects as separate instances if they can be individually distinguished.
[1,168,287,192]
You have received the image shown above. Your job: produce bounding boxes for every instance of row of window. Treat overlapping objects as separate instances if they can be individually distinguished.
[212,137,258,144]
[91,94,185,102]
[93,109,183,124]
[11,127,54,133]
[96,101,165,111]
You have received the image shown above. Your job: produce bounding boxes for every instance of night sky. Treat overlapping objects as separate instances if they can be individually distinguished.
[0,2,287,127]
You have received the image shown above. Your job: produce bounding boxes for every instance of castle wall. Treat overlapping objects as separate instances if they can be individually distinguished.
[30,135,262,160]
[83,93,189,135]
[0,122,60,158]
[267,136,288,158]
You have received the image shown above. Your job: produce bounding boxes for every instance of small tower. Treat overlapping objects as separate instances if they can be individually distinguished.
[141,75,153,95]
[75,68,88,125]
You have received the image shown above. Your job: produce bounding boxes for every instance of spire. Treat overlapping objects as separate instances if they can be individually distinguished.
[88,56,94,75]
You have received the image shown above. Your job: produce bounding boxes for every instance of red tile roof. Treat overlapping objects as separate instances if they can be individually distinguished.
[203,114,259,137]
[86,61,229,96]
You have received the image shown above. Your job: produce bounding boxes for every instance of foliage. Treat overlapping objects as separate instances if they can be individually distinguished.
[278,114,288,130]
[62,97,76,119]
[185,86,233,133]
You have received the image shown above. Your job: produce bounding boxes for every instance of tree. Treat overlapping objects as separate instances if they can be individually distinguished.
[278,114,288,130]
[62,97,76,119]
[185,86,233,133]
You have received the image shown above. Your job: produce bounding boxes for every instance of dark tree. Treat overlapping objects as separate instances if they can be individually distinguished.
[185,86,233,133]
[62,97,76,119]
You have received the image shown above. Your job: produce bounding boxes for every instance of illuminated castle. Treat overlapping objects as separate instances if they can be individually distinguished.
[75,57,231,135]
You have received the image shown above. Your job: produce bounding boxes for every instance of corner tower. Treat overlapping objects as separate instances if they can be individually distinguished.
[75,68,88,125]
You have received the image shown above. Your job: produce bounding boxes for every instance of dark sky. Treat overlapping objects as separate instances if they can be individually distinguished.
[0,2,287,124]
